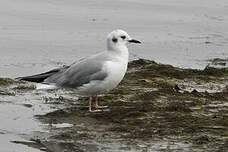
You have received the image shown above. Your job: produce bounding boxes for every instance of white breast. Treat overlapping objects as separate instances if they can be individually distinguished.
[76,48,129,96]
[75,59,128,96]
[102,60,128,91]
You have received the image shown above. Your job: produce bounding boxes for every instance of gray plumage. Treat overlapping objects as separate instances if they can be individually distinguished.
[44,53,110,88]
[18,52,112,89]
[17,66,69,83]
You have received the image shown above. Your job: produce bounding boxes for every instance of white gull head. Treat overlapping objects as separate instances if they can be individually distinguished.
[106,29,141,52]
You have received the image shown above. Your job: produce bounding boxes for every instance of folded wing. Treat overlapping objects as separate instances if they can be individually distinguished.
[16,66,69,83]
[45,58,108,89]
[17,54,109,89]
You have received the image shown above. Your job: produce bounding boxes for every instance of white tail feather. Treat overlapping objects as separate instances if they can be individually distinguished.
[36,83,58,90]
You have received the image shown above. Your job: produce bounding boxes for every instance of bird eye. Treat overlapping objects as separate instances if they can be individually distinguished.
[112,37,118,43]
[121,36,126,39]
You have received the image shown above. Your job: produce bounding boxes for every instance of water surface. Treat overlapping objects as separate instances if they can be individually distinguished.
[0,0,227,78]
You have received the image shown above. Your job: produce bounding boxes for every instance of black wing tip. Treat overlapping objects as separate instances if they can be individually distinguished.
[15,65,69,83]
[15,77,25,81]
[15,76,45,83]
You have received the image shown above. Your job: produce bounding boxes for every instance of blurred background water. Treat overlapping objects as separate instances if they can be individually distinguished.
[0,0,227,77]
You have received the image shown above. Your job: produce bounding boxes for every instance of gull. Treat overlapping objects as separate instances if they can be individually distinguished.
[17,29,141,112]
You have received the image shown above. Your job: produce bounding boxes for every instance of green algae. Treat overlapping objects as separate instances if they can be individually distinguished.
[35,59,228,151]
[2,59,228,151]
[0,78,14,86]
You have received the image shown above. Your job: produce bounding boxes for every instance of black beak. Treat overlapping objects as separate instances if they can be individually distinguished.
[128,39,141,44]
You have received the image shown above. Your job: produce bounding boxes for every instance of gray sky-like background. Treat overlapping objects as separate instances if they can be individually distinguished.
[0,0,228,77]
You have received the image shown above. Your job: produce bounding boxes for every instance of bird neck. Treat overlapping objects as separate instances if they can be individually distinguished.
[108,45,129,61]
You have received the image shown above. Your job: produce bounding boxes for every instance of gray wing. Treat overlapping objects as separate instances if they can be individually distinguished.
[44,53,109,88]
[16,65,69,83]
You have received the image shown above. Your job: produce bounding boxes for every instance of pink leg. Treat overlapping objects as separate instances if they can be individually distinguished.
[89,96,101,112]
[95,96,108,109]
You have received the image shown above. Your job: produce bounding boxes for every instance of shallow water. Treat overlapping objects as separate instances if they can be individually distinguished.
[0,0,228,78]
[0,86,70,152]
